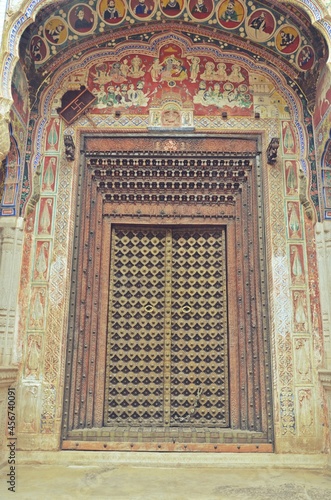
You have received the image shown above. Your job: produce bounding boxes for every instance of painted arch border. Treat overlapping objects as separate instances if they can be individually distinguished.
[1,0,331,101]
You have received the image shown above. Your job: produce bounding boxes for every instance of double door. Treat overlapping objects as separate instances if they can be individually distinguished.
[104,226,229,430]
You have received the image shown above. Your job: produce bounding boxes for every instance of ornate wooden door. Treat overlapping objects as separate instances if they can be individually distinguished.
[105,226,228,436]
[62,135,273,452]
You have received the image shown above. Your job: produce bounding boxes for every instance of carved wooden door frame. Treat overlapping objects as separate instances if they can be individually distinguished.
[62,133,273,452]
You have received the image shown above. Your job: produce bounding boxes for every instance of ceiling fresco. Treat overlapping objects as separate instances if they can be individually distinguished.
[20,0,326,108]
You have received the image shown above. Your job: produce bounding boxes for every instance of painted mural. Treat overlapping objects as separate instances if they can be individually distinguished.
[314,65,331,129]
[87,44,252,116]
[1,132,21,216]
[11,62,29,123]
[27,0,320,79]
[1,61,30,216]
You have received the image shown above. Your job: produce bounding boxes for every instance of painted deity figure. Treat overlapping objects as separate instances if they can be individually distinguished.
[26,339,40,377]
[45,23,65,44]
[215,63,227,81]
[129,56,145,77]
[107,85,116,106]
[284,123,295,153]
[150,58,163,82]
[31,290,44,327]
[295,339,311,382]
[120,59,130,78]
[299,47,313,69]
[201,61,216,80]
[127,82,149,106]
[188,56,200,83]
[31,38,43,61]
[298,390,313,432]
[228,64,245,83]
[280,30,295,47]
[93,85,108,108]
[294,292,306,328]
[109,62,125,82]
[47,120,59,150]
[91,63,109,86]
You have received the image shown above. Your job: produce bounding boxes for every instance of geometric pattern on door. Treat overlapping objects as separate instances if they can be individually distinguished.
[105,226,228,430]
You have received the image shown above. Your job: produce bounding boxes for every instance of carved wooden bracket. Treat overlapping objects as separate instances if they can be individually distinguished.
[64,135,75,161]
[266,138,280,165]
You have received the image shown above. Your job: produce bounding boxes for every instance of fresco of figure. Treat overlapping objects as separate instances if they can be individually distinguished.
[192,0,208,14]
[104,0,119,19]
[164,0,180,10]
[150,58,163,82]
[30,36,48,62]
[129,55,146,78]
[189,0,212,20]
[228,64,245,83]
[218,0,244,29]
[160,56,188,81]
[44,18,68,45]
[161,0,183,16]
[275,26,299,54]
[221,0,238,22]
[215,63,227,81]
[71,6,94,32]
[187,56,200,83]
[297,46,315,71]
[133,0,153,16]
[201,61,216,81]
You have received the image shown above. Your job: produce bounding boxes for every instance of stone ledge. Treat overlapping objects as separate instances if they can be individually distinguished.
[16,451,329,469]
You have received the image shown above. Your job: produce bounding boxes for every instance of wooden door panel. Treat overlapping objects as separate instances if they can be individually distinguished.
[62,135,273,450]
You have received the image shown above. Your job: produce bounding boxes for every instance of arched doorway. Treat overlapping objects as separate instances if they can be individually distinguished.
[0,0,328,456]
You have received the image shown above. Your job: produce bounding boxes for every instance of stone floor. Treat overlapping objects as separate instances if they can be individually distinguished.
[1,457,331,500]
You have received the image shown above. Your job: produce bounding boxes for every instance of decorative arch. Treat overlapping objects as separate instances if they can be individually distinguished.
[0,0,328,457]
